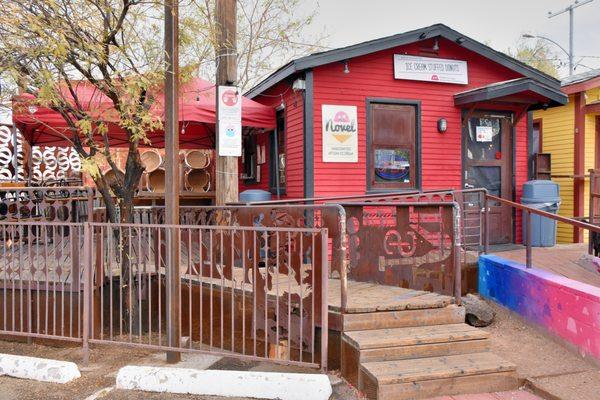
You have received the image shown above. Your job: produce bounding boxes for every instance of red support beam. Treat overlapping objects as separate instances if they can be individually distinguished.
[573,92,586,243]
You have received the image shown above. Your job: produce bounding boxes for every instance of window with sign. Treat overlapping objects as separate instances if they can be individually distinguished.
[269,109,286,194]
[368,101,420,191]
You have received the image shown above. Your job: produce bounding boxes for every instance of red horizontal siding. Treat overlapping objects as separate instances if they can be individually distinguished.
[311,38,529,238]
[242,82,305,198]
[251,37,530,239]
[312,38,527,197]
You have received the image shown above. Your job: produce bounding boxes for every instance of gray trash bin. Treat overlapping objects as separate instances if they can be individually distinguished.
[521,180,561,247]
[239,189,272,203]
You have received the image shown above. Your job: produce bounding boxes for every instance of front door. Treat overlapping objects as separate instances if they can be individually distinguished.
[463,112,513,244]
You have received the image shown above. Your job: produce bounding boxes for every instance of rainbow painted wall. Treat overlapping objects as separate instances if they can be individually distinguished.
[479,255,600,362]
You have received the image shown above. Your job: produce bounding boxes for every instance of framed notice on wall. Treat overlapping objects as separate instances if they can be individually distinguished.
[322,105,358,162]
[217,85,242,156]
[394,54,468,85]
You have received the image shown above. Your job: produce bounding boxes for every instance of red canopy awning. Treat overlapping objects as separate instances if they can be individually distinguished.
[12,78,275,148]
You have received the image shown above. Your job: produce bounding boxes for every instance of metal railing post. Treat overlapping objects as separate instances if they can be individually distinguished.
[453,203,462,306]
[483,195,490,254]
[525,210,532,268]
[320,229,329,372]
[82,222,91,366]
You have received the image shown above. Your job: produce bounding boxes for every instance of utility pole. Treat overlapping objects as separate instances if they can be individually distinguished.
[548,0,594,76]
[215,0,238,205]
[164,0,181,363]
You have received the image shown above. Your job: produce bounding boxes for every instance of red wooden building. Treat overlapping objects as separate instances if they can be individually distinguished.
[241,24,567,244]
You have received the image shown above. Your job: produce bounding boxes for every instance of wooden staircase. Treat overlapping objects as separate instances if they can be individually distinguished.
[339,302,519,399]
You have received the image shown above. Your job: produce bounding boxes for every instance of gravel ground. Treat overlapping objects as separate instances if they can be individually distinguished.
[0,301,596,399]
[482,302,600,400]
[0,338,360,400]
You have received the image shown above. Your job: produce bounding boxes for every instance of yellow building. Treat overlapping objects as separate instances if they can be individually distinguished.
[533,69,600,243]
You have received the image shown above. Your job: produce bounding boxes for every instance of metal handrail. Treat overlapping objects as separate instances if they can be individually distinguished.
[484,194,600,268]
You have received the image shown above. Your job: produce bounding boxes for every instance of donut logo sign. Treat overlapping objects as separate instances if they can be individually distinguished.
[322,105,358,162]
[221,89,239,107]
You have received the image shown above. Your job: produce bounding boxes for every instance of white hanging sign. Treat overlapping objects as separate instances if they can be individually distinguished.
[322,105,358,162]
[476,126,493,142]
[394,55,468,85]
[217,85,242,156]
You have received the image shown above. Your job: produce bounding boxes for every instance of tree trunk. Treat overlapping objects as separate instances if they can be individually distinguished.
[94,152,145,335]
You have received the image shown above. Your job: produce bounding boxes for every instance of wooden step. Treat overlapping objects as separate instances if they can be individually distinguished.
[359,353,518,400]
[341,324,490,386]
[341,304,465,332]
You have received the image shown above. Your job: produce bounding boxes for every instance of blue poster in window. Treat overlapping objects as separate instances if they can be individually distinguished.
[375,149,410,182]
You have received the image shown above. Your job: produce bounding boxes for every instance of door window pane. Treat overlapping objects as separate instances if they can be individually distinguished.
[467,118,501,161]
[374,148,411,184]
[467,166,501,196]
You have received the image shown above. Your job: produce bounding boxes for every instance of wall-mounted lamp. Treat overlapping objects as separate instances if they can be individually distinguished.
[343,60,350,74]
[432,38,440,52]
[437,118,447,133]
[455,37,466,45]
[276,96,285,111]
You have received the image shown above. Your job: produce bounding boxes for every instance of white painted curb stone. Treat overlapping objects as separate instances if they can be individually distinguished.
[116,366,332,400]
[0,353,81,383]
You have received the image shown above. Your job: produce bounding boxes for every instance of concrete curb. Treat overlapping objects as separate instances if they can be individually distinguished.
[0,353,81,384]
[116,365,332,400]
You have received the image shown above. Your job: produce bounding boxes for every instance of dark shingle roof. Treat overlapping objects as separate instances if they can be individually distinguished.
[245,23,561,98]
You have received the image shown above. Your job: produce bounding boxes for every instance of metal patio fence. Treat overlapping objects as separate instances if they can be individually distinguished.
[0,216,329,370]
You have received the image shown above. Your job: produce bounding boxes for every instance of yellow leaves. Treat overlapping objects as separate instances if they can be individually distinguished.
[77,119,93,136]
[80,156,101,180]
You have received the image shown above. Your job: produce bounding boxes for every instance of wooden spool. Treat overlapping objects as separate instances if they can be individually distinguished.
[141,149,163,173]
[184,150,210,169]
[147,168,166,192]
[185,169,210,192]
[103,168,123,188]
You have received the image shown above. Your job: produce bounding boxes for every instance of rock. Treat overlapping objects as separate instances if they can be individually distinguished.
[462,293,495,327]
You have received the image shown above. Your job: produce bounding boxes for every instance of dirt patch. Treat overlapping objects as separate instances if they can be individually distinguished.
[0,339,153,400]
[483,302,599,400]
[0,338,357,400]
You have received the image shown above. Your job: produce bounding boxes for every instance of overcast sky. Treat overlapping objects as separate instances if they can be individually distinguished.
[303,0,600,78]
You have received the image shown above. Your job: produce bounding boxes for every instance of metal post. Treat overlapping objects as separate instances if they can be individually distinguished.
[164,0,181,363]
[547,0,594,76]
[453,203,462,306]
[525,210,532,268]
[215,0,239,206]
[569,7,574,76]
[483,196,490,254]
[320,229,328,372]
[82,222,91,366]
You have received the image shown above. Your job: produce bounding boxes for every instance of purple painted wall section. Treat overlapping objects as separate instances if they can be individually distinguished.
[479,255,600,362]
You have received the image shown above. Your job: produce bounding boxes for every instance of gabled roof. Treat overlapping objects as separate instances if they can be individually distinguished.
[561,68,600,95]
[454,78,568,110]
[245,23,561,99]
[561,68,600,87]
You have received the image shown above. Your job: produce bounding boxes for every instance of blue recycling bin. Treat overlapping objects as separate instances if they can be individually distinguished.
[521,180,561,247]
[240,189,272,203]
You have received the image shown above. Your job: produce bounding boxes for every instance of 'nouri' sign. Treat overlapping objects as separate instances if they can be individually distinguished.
[322,105,358,163]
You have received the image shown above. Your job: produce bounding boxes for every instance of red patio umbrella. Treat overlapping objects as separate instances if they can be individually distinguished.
[12,78,275,149]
